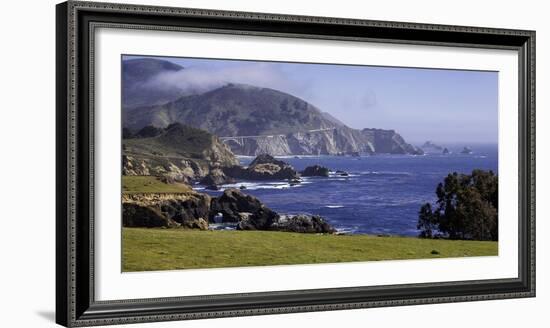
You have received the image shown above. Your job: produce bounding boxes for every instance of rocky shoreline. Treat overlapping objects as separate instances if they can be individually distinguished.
[121,123,409,235]
[123,153,342,234]
[123,188,336,234]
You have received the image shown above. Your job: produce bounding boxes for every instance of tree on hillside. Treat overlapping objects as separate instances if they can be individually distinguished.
[417,169,498,241]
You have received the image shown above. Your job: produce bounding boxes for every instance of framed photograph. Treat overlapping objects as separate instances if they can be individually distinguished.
[56,1,535,326]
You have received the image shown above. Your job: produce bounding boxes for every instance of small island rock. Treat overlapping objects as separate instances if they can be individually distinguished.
[224,154,299,181]
[301,165,330,177]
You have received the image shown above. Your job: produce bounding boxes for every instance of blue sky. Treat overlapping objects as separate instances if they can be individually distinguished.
[125,55,498,144]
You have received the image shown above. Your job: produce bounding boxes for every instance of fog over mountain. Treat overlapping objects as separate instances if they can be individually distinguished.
[123,58,186,108]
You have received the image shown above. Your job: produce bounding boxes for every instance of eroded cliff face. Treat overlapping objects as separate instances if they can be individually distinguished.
[361,128,423,155]
[122,154,208,182]
[222,127,422,156]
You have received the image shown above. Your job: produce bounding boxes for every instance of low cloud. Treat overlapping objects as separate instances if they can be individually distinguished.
[144,63,292,95]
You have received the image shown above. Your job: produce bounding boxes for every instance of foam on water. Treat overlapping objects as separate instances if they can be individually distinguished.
[360,171,412,176]
[208,223,237,231]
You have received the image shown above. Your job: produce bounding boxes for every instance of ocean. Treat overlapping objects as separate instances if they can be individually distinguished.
[197,144,498,236]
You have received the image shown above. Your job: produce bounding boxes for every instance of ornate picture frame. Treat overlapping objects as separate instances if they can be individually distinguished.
[56,1,535,326]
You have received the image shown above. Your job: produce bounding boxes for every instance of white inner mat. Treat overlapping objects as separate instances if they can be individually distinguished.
[94,27,519,301]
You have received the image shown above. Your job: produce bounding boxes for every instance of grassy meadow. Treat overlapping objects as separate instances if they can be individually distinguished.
[122,227,498,272]
[122,176,192,193]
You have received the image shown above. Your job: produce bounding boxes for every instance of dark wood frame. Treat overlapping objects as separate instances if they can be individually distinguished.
[56,1,536,326]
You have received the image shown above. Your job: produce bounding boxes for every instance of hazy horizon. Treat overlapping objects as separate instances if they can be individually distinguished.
[123,55,499,145]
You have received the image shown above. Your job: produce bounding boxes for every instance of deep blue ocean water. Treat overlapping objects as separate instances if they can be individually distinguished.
[197,144,498,236]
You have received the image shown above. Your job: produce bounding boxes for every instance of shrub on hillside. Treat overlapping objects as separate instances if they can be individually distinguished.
[417,169,498,241]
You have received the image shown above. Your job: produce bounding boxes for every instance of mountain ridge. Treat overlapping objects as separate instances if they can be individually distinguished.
[124,82,422,156]
[124,83,337,136]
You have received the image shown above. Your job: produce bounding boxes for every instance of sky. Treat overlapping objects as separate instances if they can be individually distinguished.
[124,55,499,144]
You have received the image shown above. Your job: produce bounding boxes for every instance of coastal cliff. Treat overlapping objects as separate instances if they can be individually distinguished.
[222,126,422,156]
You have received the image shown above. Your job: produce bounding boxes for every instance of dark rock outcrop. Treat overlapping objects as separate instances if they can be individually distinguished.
[209,189,336,233]
[122,193,211,230]
[122,203,172,227]
[239,213,336,233]
[224,154,299,181]
[271,214,336,233]
[209,189,279,227]
[461,146,473,154]
[301,165,330,177]
[442,147,450,154]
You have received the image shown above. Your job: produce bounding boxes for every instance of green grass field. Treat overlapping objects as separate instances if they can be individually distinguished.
[122,176,191,193]
[122,228,498,272]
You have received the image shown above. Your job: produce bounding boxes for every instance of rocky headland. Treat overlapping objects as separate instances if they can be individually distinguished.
[123,188,336,234]
[123,123,238,183]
